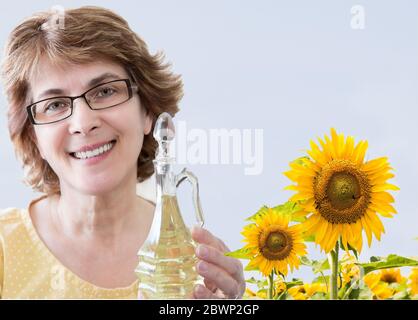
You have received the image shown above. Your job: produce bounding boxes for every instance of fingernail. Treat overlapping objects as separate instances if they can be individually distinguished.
[195,285,205,294]
[192,225,201,233]
[198,261,208,272]
[198,245,208,258]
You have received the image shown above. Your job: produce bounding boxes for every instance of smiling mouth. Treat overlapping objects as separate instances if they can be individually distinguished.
[69,140,117,160]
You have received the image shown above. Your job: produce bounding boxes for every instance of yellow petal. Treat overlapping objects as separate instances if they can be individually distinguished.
[371,183,400,192]
[362,157,388,172]
[361,216,373,247]
[366,211,385,240]
[354,140,368,165]
[372,192,395,203]
[316,219,330,245]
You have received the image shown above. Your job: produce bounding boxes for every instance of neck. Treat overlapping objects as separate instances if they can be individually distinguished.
[51,175,145,242]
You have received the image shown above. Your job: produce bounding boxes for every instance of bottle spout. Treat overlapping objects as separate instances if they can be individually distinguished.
[153,112,175,161]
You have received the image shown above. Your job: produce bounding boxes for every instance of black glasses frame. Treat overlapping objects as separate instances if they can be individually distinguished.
[26,79,136,125]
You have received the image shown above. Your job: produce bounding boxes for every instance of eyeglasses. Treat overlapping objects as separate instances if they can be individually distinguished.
[26,79,137,125]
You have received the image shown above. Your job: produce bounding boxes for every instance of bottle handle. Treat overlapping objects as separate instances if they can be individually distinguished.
[175,168,205,228]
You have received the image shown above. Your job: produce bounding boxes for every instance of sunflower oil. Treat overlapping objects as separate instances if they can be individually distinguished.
[135,112,205,299]
[136,194,202,299]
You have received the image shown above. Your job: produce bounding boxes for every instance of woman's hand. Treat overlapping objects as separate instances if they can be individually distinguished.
[191,226,246,299]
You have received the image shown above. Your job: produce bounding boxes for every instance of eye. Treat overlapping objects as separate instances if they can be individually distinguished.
[96,87,116,98]
[43,100,70,114]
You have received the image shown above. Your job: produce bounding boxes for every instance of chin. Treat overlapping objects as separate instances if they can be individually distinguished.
[74,176,124,196]
[79,186,116,196]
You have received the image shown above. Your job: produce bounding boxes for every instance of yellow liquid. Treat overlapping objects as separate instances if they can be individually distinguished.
[136,195,202,299]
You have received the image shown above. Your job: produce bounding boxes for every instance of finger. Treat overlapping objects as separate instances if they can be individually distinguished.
[193,284,217,299]
[138,290,144,300]
[197,260,240,299]
[204,278,218,293]
[196,244,244,281]
[191,226,229,252]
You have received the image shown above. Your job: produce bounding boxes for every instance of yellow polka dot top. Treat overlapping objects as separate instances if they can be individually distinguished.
[0,197,140,299]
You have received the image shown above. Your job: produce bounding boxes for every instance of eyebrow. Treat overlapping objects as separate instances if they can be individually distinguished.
[35,72,124,101]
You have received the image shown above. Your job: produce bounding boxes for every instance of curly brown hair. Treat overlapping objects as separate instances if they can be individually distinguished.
[1,6,183,195]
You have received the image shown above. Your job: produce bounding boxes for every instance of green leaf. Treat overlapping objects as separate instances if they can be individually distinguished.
[313,275,330,284]
[303,234,315,242]
[370,256,383,262]
[225,247,253,260]
[348,287,360,300]
[300,256,312,266]
[276,291,288,300]
[245,206,269,222]
[312,258,330,274]
[301,258,330,274]
[272,201,305,222]
[244,263,260,272]
[310,292,327,300]
[390,282,408,293]
[285,279,304,289]
[245,277,257,284]
[246,201,307,224]
[290,156,310,166]
[393,291,409,300]
[358,254,418,274]
[245,277,268,289]
[358,285,373,300]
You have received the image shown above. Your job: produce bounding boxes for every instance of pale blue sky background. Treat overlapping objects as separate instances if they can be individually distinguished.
[0,0,417,283]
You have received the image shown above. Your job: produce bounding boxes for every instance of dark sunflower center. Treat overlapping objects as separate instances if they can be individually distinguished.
[381,274,397,284]
[313,159,371,224]
[327,172,360,210]
[266,232,287,252]
[259,228,293,261]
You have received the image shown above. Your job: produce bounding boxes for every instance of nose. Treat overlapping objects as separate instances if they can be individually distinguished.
[68,97,101,136]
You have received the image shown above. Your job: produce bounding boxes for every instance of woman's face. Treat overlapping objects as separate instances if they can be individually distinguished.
[30,58,152,195]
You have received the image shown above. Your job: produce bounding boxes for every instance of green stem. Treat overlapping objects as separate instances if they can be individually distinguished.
[320,271,329,293]
[328,240,339,300]
[267,272,274,300]
[342,278,359,300]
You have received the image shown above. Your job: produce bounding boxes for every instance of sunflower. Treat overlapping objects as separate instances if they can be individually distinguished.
[378,268,406,285]
[243,287,267,300]
[340,253,361,286]
[363,273,394,299]
[243,287,259,299]
[241,207,307,277]
[409,268,418,296]
[287,283,327,300]
[284,128,398,253]
[274,278,287,295]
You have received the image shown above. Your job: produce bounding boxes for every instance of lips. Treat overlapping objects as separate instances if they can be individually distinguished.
[69,140,116,160]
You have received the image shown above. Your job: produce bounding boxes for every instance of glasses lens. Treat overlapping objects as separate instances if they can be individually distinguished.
[32,98,72,124]
[86,80,130,110]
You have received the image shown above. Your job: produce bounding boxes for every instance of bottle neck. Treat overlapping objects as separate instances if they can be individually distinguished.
[154,159,177,197]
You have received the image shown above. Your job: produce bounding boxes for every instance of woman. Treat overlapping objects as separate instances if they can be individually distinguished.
[0,6,245,299]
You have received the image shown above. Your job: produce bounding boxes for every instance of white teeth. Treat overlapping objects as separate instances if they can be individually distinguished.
[73,141,114,160]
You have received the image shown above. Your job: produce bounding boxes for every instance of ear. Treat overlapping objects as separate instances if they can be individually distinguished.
[143,112,153,135]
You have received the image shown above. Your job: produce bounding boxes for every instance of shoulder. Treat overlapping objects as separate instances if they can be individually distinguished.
[0,207,26,239]
[0,207,23,226]
[0,195,49,233]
